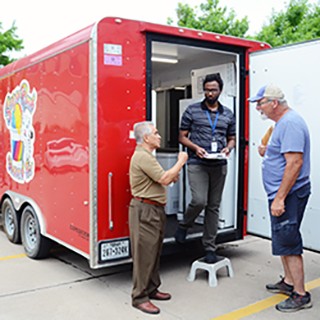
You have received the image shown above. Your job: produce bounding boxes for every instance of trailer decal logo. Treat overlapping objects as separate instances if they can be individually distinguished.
[3,79,37,184]
[104,43,123,66]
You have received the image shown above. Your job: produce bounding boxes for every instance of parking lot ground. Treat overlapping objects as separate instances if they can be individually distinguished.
[0,230,319,320]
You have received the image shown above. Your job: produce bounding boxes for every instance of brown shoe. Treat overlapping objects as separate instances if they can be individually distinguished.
[150,291,172,301]
[134,301,160,314]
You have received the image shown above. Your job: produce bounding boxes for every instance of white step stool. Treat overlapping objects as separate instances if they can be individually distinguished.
[187,256,234,287]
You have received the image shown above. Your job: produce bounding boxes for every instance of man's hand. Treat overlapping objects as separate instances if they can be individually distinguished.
[158,152,187,186]
[221,147,231,157]
[172,175,179,183]
[195,146,207,158]
[178,151,188,162]
[271,198,285,217]
[258,144,267,157]
[169,152,187,185]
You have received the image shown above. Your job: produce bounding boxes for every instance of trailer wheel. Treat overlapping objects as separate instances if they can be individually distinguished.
[1,198,21,244]
[21,206,52,259]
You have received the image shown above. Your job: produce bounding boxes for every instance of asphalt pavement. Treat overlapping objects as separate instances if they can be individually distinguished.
[0,229,319,320]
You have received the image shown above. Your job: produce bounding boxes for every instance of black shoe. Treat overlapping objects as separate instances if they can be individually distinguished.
[174,226,187,244]
[266,277,294,295]
[275,291,312,312]
[204,251,218,263]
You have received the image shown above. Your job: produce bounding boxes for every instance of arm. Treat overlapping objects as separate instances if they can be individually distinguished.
[179,129,207,158]
[271,152,303,216]
[221,111,236,156]
[158,152,188,186]
[221,135,236,156]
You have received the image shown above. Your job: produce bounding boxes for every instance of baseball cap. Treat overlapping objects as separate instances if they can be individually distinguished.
[248,84,285,102]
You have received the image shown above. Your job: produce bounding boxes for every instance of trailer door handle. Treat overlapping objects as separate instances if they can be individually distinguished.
[108,172,114,230]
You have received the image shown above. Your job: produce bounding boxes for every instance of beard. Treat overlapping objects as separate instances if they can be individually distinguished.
[205,96,219,105]
[260,112,268,120]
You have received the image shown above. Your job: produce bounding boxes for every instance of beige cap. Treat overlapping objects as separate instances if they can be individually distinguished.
[248,84,285,102]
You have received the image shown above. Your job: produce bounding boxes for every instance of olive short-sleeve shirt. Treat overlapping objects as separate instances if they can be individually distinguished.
[129,146,166,204]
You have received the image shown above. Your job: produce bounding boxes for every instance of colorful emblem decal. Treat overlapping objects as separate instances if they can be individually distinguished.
[3,80,37,183]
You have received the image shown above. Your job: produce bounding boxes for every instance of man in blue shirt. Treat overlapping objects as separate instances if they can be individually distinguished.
[249,84,312,313]
[175,73,236,264]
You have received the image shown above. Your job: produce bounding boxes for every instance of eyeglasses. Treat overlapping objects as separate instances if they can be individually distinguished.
[204,88,219,94]
[256,99,272,107]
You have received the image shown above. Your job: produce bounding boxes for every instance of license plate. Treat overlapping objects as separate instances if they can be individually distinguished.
[100,239,130,262]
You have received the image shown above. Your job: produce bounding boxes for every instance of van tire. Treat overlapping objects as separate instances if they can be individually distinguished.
[1,198,21,244]
[20,205,52,259]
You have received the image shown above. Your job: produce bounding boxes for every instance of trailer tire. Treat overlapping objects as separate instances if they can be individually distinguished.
[1,198,21,244]
[21,205,52,259]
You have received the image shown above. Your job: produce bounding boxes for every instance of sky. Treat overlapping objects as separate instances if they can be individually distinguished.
[1,0,318,57]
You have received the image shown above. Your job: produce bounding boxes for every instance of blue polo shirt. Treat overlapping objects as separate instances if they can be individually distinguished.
[262,109,310,199]
[180,100,236,166]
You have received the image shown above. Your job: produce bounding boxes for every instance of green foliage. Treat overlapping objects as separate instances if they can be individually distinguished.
[255,0,320,46]
[168,0,320,47]
[0,22,24,67]
[167,0,249,38]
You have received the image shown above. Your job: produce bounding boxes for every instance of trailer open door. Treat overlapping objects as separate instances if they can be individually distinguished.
[146,34,247,245]
[248,40,320,252]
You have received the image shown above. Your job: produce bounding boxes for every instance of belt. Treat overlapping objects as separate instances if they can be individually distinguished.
[134,197,166,207]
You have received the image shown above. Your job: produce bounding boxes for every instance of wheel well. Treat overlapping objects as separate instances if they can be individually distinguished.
[0,194,46,235]
[0,195,7,226]
[0,195,20,226]
[0,194,10,215]
[1,195,25,220]
[19,203,32,218]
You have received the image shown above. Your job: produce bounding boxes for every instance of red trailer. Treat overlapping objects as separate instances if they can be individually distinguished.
[0,17,269,268]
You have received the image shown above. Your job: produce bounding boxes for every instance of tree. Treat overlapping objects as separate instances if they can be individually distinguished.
[168,0,320,47]
[167,0,249,38]
[0,22,24,67]
[255,0,320,47]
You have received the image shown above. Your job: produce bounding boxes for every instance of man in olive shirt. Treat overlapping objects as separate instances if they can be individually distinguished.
[129,121,188,315]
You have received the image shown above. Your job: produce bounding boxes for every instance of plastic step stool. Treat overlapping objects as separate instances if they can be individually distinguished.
[187,256,234,287]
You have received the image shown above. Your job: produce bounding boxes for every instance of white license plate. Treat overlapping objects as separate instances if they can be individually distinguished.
[100,239,130,261]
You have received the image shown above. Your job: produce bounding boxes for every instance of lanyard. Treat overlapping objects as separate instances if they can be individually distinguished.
[206,110,219,137]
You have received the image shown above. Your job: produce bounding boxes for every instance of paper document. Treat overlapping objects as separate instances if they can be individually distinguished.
[204,153,227,160]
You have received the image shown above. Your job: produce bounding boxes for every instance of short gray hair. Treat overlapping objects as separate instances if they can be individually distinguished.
[269,98,287,105]
[277,98,287,105]
[133,121,154,144]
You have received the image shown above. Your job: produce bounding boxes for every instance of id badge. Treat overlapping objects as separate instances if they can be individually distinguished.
[211,140,218,152]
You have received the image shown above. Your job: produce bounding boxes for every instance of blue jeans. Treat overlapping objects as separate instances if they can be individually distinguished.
[269,182,311,256]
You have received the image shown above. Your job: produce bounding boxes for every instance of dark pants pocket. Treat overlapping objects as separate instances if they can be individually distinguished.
[272,221,302,255]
